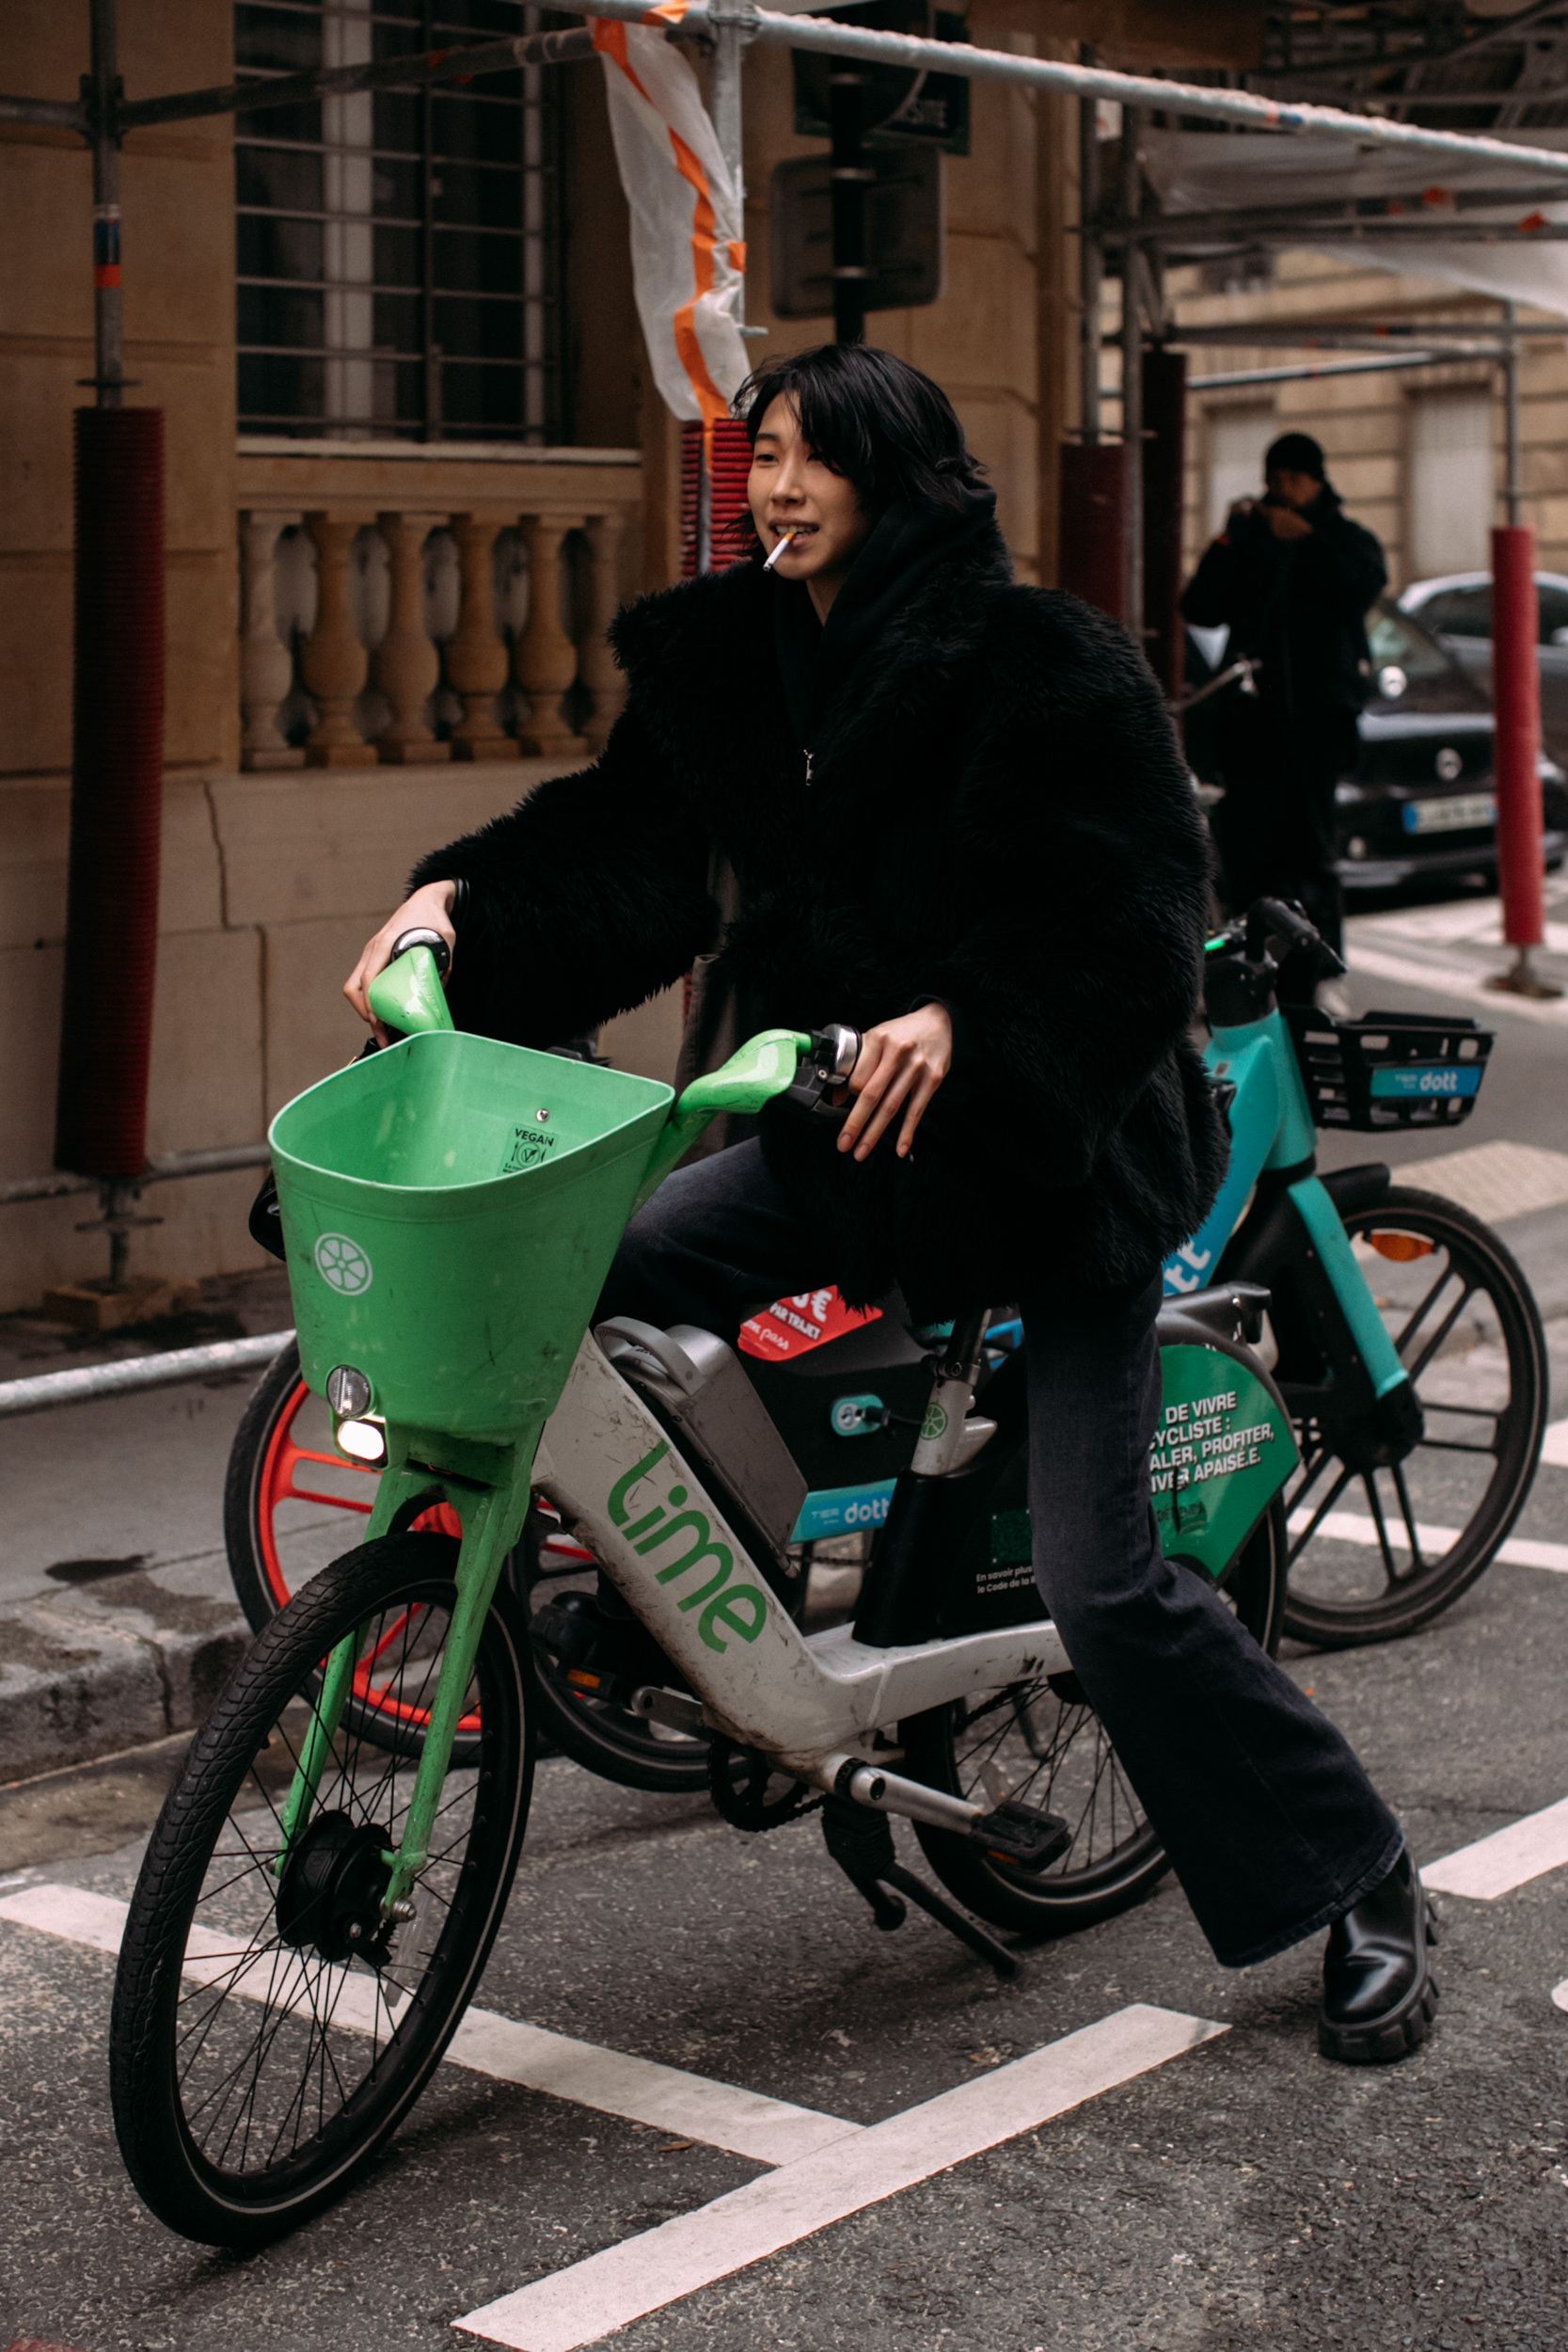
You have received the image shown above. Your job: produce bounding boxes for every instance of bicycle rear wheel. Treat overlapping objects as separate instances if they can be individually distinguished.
[1270,1186,1547,1647]
[110,1532,531,2248]
[902,1489,1285,1937]
[224,1343,711,1791]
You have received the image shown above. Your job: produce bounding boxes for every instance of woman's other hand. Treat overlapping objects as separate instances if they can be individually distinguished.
[837,1004,953,1162]
[344,879,458,1045]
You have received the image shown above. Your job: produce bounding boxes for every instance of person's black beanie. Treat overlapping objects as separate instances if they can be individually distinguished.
[1265,430,1325,482]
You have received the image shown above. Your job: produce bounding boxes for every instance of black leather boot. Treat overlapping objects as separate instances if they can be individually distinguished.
[1319,1849,1439,2065]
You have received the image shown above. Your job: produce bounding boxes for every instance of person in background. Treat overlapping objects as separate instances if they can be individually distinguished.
[1181,430,1387,974]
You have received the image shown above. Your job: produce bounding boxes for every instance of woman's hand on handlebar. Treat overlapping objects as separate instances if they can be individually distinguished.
[837,1005,952,1163]
[344,880,458,1046]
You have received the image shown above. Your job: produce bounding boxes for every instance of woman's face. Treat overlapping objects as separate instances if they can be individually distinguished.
[748,394,872,597]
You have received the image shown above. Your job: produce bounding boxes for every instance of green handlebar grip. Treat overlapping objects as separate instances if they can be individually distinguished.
[368,945,456,1038]
[632,1029,814,1209]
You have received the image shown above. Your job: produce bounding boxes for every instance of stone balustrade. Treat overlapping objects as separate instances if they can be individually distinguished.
[235,437,642,771]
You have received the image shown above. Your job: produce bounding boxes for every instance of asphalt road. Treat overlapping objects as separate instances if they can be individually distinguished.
[2,883,1567,2352]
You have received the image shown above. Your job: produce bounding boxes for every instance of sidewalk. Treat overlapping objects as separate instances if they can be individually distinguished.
[0,1267,290,1784]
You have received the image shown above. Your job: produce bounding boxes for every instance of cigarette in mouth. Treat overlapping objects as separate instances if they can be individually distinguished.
[763,529,799,573]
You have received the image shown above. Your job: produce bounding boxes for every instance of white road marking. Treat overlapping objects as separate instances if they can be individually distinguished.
[1344,943,1568,1028]
[455,2005,1227,2352]
[1423,1795,1568,1899]
[1288,1506,1568,1575]
[1542,1418,1568,1469]
[1358,1139,1568,1224]
[1551,1980,1568,2013]
[0,1883,854,2168]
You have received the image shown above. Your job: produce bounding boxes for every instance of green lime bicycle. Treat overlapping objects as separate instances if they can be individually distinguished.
[109,937,1295,2246]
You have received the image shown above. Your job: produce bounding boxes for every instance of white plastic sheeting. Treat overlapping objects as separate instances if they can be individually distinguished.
[594,8,750,430]
[1144,125,1568,322]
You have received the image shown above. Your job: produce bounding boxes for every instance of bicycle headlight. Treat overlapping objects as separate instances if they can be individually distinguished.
[336,1417,388,1467]
[326,1364,372,1417]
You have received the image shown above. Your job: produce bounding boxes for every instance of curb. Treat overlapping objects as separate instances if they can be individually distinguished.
[0,1589,251,1786]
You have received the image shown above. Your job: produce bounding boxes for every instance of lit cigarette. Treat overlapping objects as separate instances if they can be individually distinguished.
[763,528,799,573]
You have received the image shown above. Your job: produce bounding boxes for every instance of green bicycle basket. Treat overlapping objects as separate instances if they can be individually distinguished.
[269,1032,673,1442]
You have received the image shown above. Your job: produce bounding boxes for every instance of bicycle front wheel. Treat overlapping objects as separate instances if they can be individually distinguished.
[110,1532,531,2248]
[1274,1185,1548,1647]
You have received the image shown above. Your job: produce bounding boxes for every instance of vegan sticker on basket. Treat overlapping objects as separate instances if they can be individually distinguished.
[314,1232,373,1295]
[501,1124,561,1173]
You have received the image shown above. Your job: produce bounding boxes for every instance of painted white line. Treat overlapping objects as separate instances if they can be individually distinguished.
[0,1883,853,2169]
[1542,1417,1568,1469]
[1288,1506,1568,1576]
[1361,1139,1568,1224]
[455,2004,1227,2352]
[1344,942,1568,1027]
[1551,1979,1568,2013]
[445,2012,859,2167]
[1423,1795,1568,1899]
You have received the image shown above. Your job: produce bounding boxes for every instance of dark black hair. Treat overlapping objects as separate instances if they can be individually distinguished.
[735,342,988,518]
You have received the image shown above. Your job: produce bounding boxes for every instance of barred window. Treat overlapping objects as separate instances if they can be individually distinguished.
[235,0,565,441]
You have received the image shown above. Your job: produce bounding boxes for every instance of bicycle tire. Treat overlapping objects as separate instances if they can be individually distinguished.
[223,1344,712,1792]
[1265,1185,1548,1648]
[902,1492,1285,1937]
[517,1508,715,1795]
[110,1532,531,2248]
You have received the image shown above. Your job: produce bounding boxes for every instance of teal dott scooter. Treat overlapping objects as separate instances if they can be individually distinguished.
[109,932,1297,2248]
[1164,897,1544,1651]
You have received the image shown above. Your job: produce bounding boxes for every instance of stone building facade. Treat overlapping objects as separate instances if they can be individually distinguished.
[1,0,1258,1310]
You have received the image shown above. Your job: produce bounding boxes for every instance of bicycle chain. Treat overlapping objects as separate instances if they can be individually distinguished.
[706,1734,823,1833]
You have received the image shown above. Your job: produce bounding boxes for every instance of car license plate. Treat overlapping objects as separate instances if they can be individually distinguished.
[1401,792,1495,835]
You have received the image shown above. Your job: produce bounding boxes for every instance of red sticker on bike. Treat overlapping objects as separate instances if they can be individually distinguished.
[737,1287,881,1360]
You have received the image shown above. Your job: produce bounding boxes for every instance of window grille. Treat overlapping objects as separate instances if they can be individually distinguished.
[235,0,566,441]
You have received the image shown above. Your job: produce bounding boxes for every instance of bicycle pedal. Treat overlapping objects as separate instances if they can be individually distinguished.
[532,1594,667,1694]
[970,1800,1072,1872]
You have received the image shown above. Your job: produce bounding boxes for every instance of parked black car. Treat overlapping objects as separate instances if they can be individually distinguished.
[1183,597,1567,894]
[1399,567,1568,771]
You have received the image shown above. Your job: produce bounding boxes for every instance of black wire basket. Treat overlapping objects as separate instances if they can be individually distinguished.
[1284,1006,1494,1133]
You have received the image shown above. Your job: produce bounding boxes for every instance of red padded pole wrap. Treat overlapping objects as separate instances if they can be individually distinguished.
[680,418,753,575]
[1491,521,1545,951]
[1057,442,1128,625]
[55,406,166,1178]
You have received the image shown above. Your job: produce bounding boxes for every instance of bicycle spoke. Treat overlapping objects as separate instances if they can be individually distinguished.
[1402,1279,1478,1389]
[1389,1462,1426,1579]
[1388,1258,1462,1366]
[1287,1460,1356,1562]
[1360,1474,1402,1590]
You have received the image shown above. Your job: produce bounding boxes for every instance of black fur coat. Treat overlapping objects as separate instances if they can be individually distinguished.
[411,530,1228,1319]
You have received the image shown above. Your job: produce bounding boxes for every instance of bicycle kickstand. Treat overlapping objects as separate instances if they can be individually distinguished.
[820,1796,1021,1982]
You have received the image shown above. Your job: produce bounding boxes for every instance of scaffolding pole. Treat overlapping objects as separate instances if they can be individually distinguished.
[12,0,1568,187]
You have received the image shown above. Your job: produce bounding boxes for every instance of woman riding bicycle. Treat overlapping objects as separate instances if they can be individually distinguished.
[348,342,1433,2066]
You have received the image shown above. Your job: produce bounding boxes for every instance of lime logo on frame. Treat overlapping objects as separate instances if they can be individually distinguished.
[314,1232,373,1295]
[607,1440,769,1654]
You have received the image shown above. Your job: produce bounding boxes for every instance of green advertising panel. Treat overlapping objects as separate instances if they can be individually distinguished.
[1150,1345,1297,1580]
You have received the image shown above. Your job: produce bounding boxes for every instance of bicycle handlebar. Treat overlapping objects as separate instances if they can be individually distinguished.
[1244,897,1326,966]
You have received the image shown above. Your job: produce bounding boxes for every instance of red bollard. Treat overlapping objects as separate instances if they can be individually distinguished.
[1488,522,1561,998]
[1058,442,1128,625]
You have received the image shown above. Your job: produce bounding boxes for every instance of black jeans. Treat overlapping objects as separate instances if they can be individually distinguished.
[598,1140,1402,1968]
